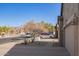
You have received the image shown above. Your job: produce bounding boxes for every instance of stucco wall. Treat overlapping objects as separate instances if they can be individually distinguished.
[63,4,79,25]
[62,3,79,55]
[62,4,75,55]
[65,25,75,55]
[78,22,79,55]
[63,4,74,25]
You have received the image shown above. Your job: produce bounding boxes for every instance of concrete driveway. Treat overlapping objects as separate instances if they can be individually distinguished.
[0,37,70,56]
[4,43,70,56]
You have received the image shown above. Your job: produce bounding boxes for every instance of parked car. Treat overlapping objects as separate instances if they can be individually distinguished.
[24,32,35,43]
[19,32,32,38]
[49,34,54,39]
[25,33,33,37]
[18,32,35,44]
[40,32,54,39]
[40,33,51,39]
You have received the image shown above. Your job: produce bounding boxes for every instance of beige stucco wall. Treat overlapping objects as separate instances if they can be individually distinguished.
[78,22,79,55]
[62,3,79,55]
[63,4,74,25]
[65,25,75,55]
[63,4,79,25]
[62,4,75,55]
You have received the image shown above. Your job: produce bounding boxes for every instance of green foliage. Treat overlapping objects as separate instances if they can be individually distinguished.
[0,26,12,35]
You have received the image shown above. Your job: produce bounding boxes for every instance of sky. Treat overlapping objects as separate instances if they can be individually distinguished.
[0,3,61,26]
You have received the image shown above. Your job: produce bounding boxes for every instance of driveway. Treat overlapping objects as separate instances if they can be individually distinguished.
[0,37,70,56]
[4,43,70,56]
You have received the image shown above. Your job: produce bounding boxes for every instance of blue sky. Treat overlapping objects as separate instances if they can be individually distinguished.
[0,3,61,26]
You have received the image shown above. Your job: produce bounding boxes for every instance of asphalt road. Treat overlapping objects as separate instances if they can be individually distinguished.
[0,36,59,44]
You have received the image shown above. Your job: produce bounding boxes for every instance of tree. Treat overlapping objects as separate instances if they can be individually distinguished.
[0,26,12,35]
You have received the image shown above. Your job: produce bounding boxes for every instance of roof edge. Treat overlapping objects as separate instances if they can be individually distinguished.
[61,3,63,16]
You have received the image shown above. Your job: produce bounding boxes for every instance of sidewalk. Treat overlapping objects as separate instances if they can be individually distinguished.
[0,42,16,56]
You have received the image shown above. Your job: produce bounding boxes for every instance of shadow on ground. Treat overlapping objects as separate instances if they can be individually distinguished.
[5,42,70,56]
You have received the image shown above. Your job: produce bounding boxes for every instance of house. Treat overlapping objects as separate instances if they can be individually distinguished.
[58,3,79,55]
